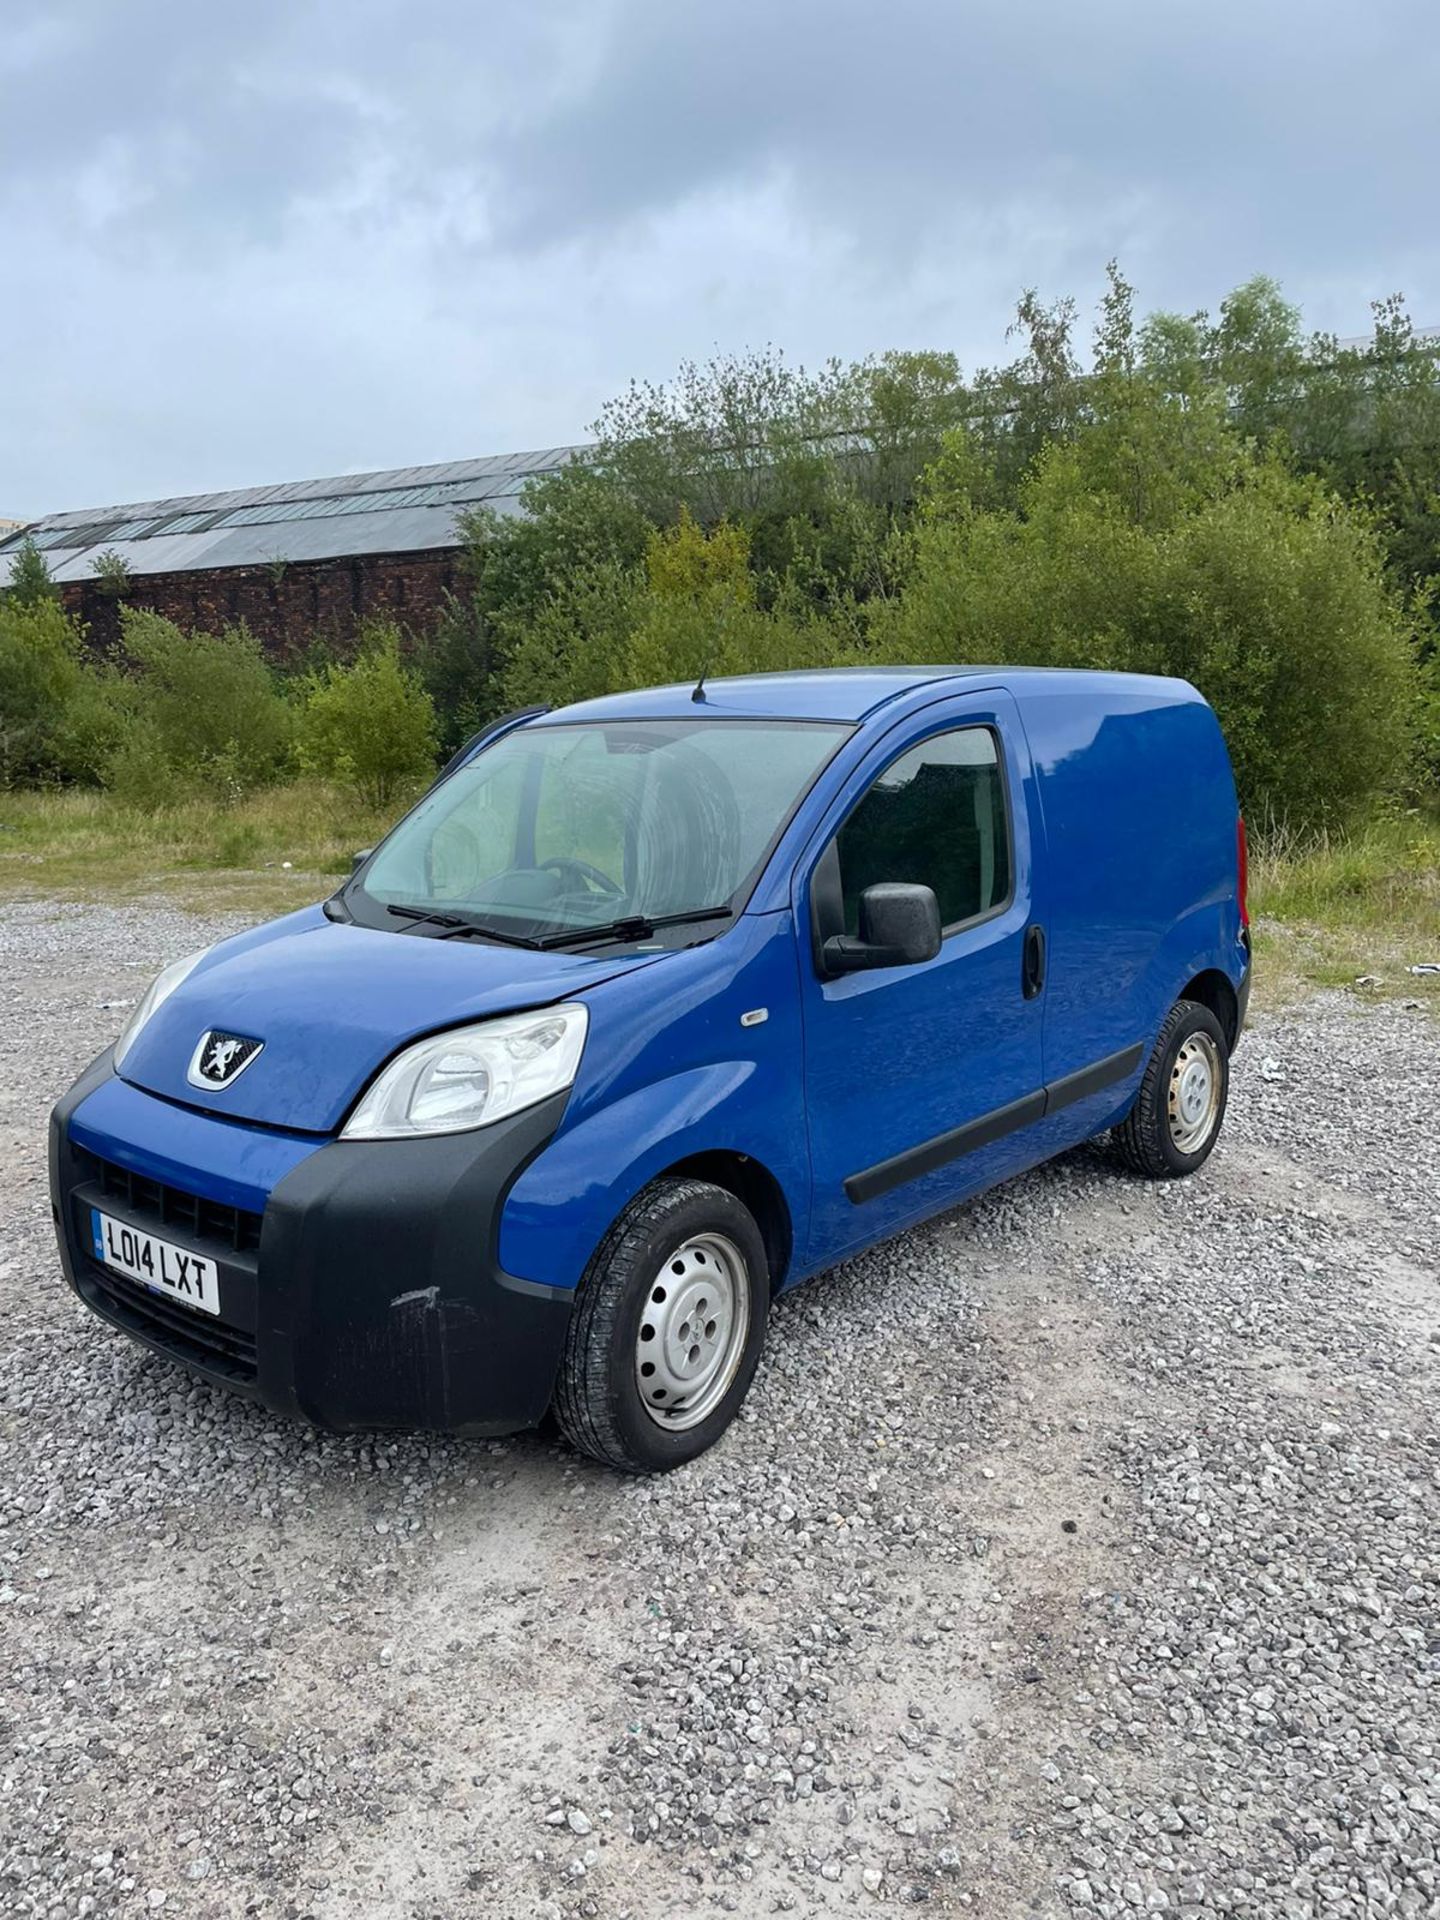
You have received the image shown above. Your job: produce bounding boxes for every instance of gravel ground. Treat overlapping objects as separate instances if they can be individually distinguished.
[1,898,1436,1920]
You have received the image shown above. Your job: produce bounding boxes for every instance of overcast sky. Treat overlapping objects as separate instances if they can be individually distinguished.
[3,0,1438,517]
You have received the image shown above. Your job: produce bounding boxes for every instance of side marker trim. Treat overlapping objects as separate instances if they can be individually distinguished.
[844,1041,1145,1205]
[1045,1042,1145,1118]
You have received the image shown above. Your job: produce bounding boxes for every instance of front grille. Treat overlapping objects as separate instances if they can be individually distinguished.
[76,1148,261,1254]
[75,1260,259,1383]
[69,1148,262,1385]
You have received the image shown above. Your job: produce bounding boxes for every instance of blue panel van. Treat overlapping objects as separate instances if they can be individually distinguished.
[50,668,1252,1471]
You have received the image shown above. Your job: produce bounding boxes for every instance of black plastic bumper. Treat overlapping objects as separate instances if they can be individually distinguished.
[1235,930,1253,1047]
[50,1063,574,1436]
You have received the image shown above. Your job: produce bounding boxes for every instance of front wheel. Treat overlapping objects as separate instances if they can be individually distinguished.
[553,1177,770,1472]
[1112,998,1229,1178]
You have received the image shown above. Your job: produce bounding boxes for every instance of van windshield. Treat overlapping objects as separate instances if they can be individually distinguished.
[351,718,849,947]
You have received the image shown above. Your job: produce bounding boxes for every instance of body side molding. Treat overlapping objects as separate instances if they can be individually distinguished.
[844,1041,1145,1205]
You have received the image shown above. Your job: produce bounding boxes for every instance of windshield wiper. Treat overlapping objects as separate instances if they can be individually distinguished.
[385,900,732,952]
[440,921,547,951]
[385,903,545,950]
[386,903,466,930]
[539,906,735,950]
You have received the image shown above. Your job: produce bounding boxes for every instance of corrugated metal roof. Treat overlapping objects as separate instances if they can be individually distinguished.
[1,444,590,579]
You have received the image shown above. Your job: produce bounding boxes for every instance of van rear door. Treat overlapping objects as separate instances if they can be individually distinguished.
[794,691,1046,1268]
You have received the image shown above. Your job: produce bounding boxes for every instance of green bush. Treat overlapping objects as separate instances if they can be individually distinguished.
[113,608,294,802]
[296,623,438,806]
[0,597,85,785]
[870,446,1417,829]
[409,589,507,759]
[498,561,642,712]
[496,513,850,712]
[52,662,133,787]
[1149,475,1417,829]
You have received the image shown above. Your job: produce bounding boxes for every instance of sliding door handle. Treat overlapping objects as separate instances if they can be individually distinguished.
[1022,923,1046,1000]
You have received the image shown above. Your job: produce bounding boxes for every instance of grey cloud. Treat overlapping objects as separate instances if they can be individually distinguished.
[1,0,1437,514]
[490,0,1440,281]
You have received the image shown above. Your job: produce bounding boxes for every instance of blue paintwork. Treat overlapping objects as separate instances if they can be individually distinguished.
[498,910,811,1285]
[786,688,1045,1268]
[68,1066,321,1214]
[65,666,1248,1316]
[117,904,667,1134]
[517,667,989,730]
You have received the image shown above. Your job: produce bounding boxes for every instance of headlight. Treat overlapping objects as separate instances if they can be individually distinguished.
[113,949,210,1070]
[342,1003,588,1140]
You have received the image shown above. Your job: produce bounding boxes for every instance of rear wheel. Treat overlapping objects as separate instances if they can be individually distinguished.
[554,1177,769,1472]
[1113,999,1229,1178]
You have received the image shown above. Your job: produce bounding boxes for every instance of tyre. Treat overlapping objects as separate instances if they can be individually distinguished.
[554,1176,770,1473]
[1112,998,1229,1179]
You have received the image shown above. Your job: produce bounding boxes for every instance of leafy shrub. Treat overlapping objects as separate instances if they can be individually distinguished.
[91,549,133,597]
[871,446,1417,829]
[3,537,60,608]
[498,561,642,712]
[1150,475,1417,829]
[112,609,294,802]
[104,719,185,809]
[0,596,84,785]
[296,623,438,806]
[51,663,133,787]
[409,589,506,759]
[496,513,849,712]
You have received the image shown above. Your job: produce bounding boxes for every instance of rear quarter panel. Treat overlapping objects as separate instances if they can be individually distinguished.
[1019,676,1242,1087]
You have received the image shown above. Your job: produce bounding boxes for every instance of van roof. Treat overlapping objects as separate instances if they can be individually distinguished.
[536,666,1191,727]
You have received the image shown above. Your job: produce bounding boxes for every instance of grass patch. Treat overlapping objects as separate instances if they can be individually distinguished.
[0,781,404,916]
[1249,809,1440,1011]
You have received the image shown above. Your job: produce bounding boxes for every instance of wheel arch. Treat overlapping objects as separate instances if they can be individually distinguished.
[659,1149,794,1291]
[1177,967,1240,1049]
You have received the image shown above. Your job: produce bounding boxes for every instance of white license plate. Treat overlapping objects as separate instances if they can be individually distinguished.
[90,1208,221,1317]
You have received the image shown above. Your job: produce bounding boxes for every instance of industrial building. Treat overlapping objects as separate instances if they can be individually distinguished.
[0,447,585,653]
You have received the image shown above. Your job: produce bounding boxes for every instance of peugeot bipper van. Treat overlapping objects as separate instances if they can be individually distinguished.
[51,668,1251,1472]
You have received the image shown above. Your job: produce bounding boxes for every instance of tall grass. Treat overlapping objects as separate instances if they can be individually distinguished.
[0,780,405,913]
[1248,809,1440,1004]
[1250,811,1439,940]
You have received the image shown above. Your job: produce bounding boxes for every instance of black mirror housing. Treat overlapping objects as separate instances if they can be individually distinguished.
[822,882,942,974]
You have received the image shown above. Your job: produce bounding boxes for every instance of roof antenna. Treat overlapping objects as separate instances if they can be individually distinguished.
[691,643,718,704]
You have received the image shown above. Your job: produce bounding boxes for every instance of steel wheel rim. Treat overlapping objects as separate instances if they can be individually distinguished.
[635,1232,750,1432]
[1168,1031,1222,1154]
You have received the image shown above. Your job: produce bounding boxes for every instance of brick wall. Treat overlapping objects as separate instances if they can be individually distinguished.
[62,547,462,661]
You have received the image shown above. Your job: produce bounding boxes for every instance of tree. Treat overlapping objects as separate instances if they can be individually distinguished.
[3,537,59,607]
[969,288,1083,499]
[873,433,1416,828]
[1209,276,1308,445]
[0,596,84,785]
[1084,263,1241,529]
[592,346,853,527]
[91,549,133,598]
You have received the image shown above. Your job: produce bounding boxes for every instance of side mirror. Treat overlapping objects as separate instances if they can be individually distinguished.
[351,848,374,872]
[822,883,942,975]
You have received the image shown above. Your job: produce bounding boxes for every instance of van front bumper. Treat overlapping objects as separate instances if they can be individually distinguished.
[49,1056,575,1436]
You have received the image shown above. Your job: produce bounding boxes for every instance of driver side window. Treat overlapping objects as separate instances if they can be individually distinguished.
[833,726,1010,934]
